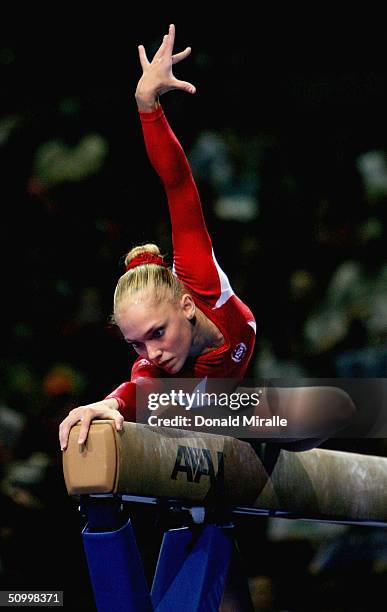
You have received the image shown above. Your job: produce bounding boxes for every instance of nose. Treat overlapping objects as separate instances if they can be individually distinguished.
[146,343,162,362]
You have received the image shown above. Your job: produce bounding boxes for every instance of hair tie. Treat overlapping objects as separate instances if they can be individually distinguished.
[126,253,169,271]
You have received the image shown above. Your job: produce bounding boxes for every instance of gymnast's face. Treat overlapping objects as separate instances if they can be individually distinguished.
[115,288,196,374]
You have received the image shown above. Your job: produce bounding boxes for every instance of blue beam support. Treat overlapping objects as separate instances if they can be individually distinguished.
[80,497,236,611]
[151,525,233,611]
[82,509,152,611]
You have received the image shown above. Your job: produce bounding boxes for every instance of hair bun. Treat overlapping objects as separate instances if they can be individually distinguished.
[124,243,161,268]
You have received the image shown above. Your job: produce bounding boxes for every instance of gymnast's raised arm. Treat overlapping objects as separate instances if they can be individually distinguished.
[136,25,224,300]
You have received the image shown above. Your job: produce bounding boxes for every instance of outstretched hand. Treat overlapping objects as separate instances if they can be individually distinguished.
[135,24,196,111]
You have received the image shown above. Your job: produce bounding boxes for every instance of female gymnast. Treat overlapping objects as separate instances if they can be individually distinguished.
[59,24,257,451]
[59,25,354,452]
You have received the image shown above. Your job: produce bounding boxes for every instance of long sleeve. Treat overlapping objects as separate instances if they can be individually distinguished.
[104,357,166,421]
[104,381,137,421]
[139,105,226,305]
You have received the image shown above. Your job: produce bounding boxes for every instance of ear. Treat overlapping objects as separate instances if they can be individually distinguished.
[180,293,196,320]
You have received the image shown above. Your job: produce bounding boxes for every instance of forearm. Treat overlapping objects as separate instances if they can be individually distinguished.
[105,374,167,422]
[104,381,137,421]
[138,104,194,193]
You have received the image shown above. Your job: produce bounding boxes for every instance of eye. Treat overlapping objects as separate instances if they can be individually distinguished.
[126,340,141,349]
[153,328,164,339]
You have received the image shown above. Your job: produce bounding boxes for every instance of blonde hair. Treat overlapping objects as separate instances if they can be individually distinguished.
[113,244,184,320]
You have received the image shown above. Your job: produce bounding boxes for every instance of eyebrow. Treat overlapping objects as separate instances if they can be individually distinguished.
[125,324,163,343]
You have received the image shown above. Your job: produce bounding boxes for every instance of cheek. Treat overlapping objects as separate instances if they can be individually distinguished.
[135,346,147,357]
[167,319,191,351]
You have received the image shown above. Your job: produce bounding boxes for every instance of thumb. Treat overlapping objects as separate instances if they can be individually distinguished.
[114,412,125,431]
[172,79,196,95]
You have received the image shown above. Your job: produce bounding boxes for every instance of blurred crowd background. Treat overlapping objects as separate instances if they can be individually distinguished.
[1,21,386,610]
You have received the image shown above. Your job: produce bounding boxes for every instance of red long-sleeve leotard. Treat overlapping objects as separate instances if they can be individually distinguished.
[105,105,256,420]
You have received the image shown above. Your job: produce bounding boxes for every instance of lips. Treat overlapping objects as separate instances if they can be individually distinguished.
[159,358,173,367]
[158,357,172,368]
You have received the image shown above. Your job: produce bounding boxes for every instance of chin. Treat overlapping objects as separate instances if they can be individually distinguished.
[169,359,182,375]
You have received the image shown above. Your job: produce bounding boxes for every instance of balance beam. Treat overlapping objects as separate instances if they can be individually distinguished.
[63,421,387,524]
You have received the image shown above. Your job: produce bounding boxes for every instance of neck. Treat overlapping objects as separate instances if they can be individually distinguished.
[189,308,223,356]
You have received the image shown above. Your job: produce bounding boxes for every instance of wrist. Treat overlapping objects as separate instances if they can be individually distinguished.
[104,397,120,411]
[135,87,160,113]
